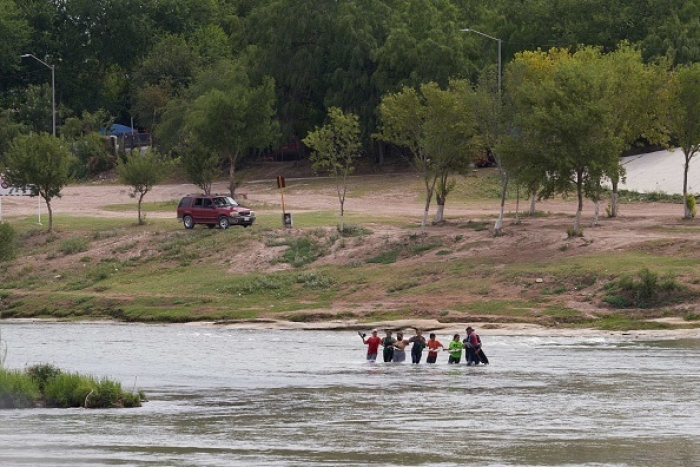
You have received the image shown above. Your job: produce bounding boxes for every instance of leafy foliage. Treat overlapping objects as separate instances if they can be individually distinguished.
[376,80,478,228]
[3,133,74,232]
[666,64,700,219]
[603,268,688,308]
[117,149,172,224]
[303,107,361,231]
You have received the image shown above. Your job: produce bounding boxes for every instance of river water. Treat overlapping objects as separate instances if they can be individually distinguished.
[1,322,699,467]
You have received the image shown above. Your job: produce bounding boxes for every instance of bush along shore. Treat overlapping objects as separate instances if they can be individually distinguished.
[0,363,144,409]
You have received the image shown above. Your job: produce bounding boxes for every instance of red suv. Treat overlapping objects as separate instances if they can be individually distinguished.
[177,195,256,229]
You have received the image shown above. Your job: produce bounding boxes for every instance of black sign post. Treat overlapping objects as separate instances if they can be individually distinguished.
[276,176,292,228]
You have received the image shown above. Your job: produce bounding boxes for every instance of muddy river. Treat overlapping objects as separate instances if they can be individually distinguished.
[1,322,699,466]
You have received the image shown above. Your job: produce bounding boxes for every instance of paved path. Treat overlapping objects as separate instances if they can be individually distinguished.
[618,147,699,195]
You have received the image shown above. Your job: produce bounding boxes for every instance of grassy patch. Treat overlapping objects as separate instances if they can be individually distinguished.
[1,363,143,409]
[58,236,90,255]
[366,249,399,264]
[268,236,327,268]
[594,315,674,331]
[602,268,695,309]
[103,200,179,212]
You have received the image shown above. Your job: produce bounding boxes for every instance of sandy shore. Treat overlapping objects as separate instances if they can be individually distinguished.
[4,317,700,339]
[179,318,700,339]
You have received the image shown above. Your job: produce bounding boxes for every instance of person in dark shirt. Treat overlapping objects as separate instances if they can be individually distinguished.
[381,330,395,362]
[408,329,426,364]
[464,326,483,366]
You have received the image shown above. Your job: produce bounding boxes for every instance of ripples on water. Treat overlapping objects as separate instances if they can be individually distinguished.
[1,323,699,466]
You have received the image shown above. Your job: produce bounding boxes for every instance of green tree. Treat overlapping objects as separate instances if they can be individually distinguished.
[117,149,171,225]
[178,141,220,195]
[0,109,28,164]
[71,133,116,179]
[133,82,173,136]
[187,75,278,197]
[596,45,668,219]
[474,69,510,234]
[17,84,53,134]
[376,81,477,230]
[303,107,361,232]
[0,0,29,75]
[3,133,74,232]
[667,63,700,219]
[507,48,623,233]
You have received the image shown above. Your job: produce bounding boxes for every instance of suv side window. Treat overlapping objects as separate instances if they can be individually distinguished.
[193,198,203,207]
[178,197,192,208]
[202,198,213,208]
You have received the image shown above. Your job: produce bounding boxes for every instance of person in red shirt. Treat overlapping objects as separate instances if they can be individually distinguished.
[425,333,444,364]
[360,329,381,362]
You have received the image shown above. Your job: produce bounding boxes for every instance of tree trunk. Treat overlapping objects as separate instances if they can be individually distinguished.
[138,191,147,225]
[684,157,691,219]
[377,141,384,165]
[420,176,436,235]
[228,152,237,197]
[45,196,53,233]
[610,178,619,217]
[574,170,583,233]
[339,199,345,232]
[592,200,600,227]
[514,184,521,225]
[434,203,445,224]
[494,174,508,236]
[420,208,430,234]
[433,187,446,224]
[529,192,536,216]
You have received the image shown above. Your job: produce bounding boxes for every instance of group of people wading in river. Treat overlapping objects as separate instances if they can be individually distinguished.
[359,327,488,365]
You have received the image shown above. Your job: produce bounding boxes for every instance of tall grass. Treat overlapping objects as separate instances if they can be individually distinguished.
[0,368,41,409]
[0,363,143,409]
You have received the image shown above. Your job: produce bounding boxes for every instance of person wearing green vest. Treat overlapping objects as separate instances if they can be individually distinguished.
[447,334,463,364]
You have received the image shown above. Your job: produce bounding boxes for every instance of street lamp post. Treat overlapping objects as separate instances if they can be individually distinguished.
[21,53,56,137]
[461,28,501,95]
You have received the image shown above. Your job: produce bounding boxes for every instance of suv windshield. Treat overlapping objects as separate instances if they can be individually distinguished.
[213,196,238,207]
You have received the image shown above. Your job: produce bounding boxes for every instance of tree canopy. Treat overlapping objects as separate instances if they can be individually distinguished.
[2,132,74,232]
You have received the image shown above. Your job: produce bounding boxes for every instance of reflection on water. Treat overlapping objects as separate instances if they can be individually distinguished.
[1,323,700,466]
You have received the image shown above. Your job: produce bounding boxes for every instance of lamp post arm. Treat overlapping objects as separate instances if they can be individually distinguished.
[460,28,502,95]
[460,28,498,42]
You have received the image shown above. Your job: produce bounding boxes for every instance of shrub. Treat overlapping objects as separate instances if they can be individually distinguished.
[59,236,90,255]
[271,238,324,268]
[685,193,697,218]
[0,222,17,262]
[340,224,372,237]
[26,363,62,391]
[366,249,398,264]
[296,271,334,289]
[566,227,584,238]
[265,237,324,268]
[603,268,684,308]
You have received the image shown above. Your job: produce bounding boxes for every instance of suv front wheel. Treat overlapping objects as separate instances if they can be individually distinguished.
[183,215,195,229]
[218,217,230,229]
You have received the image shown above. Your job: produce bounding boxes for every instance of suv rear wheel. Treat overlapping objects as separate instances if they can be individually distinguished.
[218,217,230,229]
[183,215,195,229]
